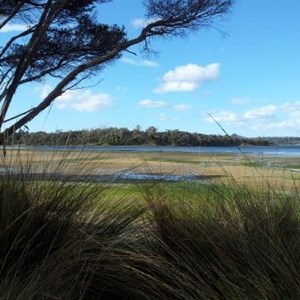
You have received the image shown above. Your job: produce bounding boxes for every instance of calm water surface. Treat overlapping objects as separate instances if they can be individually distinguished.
[12,145,300,156]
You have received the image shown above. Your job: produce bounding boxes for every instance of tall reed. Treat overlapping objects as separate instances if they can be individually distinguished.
[1,149,300,299]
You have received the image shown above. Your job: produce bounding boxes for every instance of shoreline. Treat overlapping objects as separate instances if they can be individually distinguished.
[5,144,300,157]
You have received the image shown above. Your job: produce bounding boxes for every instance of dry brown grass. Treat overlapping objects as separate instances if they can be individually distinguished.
[2,149,300,189]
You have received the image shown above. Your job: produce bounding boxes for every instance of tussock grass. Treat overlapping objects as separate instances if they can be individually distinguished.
[1,150,300,299]
[145,182,300,299]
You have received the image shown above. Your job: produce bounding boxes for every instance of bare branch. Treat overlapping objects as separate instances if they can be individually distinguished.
[65,71,95,91]
[19,59,68,85]
[68,78,103,91]
[0,0,27,30]
[0,26,35,59]
[124,49,137,56]
[3,107,34,123]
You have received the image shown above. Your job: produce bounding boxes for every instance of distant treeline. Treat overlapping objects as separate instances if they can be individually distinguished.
[8,126,272,147]
[263,136,300,145]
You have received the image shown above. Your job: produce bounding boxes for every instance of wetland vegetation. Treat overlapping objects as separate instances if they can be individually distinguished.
[1,149,300,299]
[1,0,298,298]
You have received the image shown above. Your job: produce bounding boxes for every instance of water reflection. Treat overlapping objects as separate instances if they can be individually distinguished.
[0,168,221,183]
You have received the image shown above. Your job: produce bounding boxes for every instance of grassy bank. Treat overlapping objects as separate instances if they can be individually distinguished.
[1,151,300,299]
[4,148,300,188]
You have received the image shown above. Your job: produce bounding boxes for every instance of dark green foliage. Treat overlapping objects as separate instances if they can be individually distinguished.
[145,0,233,36]
[1,1,126,82]
[10,126,271,146]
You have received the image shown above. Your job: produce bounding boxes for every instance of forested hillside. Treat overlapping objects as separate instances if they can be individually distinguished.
[9,127,271,147]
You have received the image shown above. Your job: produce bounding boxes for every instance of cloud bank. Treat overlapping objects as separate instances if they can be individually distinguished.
[154,63,220,93]
[204,101,300,132]
[131,18,159,28]
[138,99,168,108]
[121,57,159,68]
[39,86,112,112]
[56,90,112,112]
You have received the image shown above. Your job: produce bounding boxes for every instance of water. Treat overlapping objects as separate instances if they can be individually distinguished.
[0,169,215,183]
[4,145,300,182]
[10,145,300,157]
[112,172,211,182]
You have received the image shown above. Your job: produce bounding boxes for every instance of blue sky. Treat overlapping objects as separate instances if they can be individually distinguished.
[1,0,300,137]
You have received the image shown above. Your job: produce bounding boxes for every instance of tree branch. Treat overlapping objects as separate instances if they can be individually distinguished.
[0,28,149,139]
[0,0,234,145]
[0,26,35,60]
[0,0,55,129]
[0,0,27,30]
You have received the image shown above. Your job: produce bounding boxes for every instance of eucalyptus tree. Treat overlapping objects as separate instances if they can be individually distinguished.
[0,0,233,143]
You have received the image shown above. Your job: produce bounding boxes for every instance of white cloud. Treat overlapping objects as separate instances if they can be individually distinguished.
[203,101,300,134]
[131,18,146,28]
[138,99,193,111]
[154,63,220,93]
[0,23,28,33]
[267,118,300,130]
[281,101,300,113]
[173,103,192,111]
[205,111,239,123]
[142,59,160,68]
[38,85,112,112]
[138,99,168,108]
[156,81,199,93]
[121,57,159,68]
[205,106,277,126]
[131,18,159,28]
[39,84,52,99]
[56,89,112,112]
[243,105,277,120]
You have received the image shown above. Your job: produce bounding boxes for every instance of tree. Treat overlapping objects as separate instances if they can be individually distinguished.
[0,0,233,144]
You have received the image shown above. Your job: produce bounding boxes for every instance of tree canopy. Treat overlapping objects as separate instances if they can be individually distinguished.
[0,0,234,144]
[9,126,271,147]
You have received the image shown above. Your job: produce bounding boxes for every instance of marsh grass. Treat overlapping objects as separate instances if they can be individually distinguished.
[145,181,300,299]
[1,150,300,299]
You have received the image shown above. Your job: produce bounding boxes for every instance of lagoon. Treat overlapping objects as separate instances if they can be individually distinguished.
[10,145,300,157]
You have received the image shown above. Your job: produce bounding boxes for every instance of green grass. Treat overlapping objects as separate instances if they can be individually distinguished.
[146,156,239,166]
[147,156,201,164]
[242,158,300,170]
[1,151,300,299]
[62,157,105,163]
